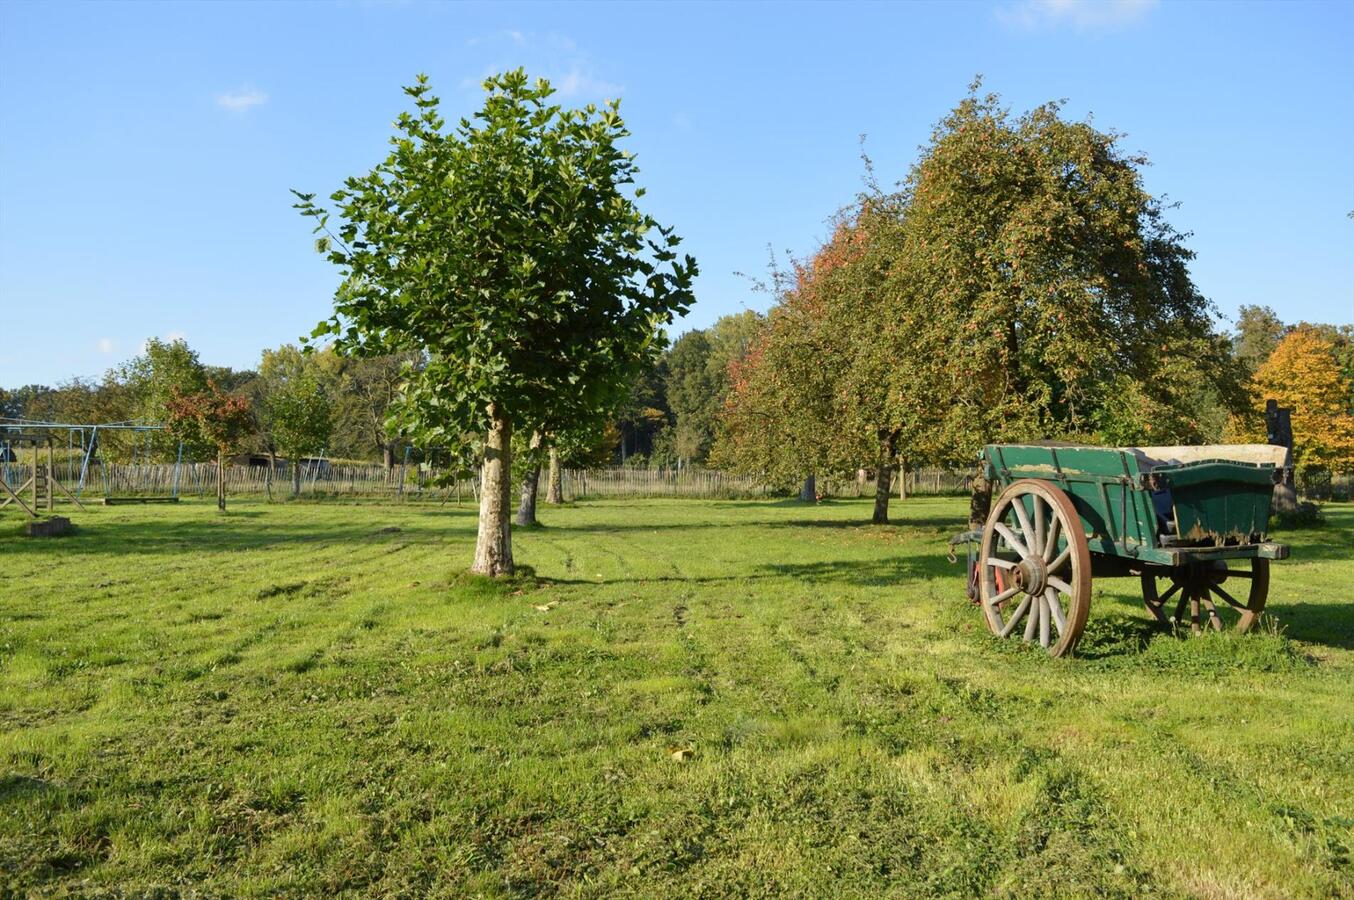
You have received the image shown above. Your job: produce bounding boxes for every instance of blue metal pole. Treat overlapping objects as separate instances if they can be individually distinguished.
[77,425,99,499]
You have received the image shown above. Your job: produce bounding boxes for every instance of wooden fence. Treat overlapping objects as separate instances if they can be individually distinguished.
[7,460,1351,503]
[1,461,982,502]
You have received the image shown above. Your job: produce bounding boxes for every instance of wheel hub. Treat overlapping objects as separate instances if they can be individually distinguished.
[1012,557,1048,595]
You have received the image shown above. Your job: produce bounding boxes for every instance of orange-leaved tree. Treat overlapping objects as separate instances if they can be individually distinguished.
[166,381,254,511]
[1240,325,1354,478]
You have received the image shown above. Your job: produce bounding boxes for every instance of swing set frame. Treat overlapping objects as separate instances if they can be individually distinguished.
[1,417,184,506]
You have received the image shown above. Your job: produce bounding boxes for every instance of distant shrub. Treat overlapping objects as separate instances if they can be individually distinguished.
[1272,501,1324,530]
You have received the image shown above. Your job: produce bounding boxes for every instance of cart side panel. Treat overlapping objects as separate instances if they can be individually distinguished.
[983,445,1159,555]
[1154,461,1276,543]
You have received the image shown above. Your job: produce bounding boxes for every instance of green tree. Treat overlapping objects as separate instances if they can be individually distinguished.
[295,71,695,575]
[712,253,847,496]
[892,85,1228,526]
[615,358,670,466]
[666,311,763,465]
[329,352,423,468]
[714,209,912,520]
[258,345,335,496]
[119,338,211,460]
[1232,305,1288,377]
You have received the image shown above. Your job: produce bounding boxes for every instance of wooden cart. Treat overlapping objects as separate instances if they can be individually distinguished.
[954,444,1290,657]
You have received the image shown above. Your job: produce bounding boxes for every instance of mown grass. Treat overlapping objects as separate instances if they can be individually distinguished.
[1,496,1351,897]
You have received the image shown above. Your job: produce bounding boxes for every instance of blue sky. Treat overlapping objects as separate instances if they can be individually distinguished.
[1,0,1351,387]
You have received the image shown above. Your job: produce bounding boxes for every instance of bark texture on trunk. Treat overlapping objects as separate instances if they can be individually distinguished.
[799,474,816,503]
[872,467,893,524]
[515,465,541,526]
[216,450,226,512]
[897,458,907,501]
[1272,479,1298,515]
[872,432,898,524]
[968,468,992,531]
[382,444,395,473]
[472,406,514,576]
[546,448,563,504]
[292,461,302,497]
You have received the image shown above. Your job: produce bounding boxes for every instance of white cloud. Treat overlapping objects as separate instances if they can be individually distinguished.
[97,338,114,354]
[461,31,621,100]
[996,0,1158,30]
[215,87,269,112]
[555,66,622,100]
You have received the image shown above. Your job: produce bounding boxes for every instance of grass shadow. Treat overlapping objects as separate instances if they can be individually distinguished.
[1271,602,1354,650]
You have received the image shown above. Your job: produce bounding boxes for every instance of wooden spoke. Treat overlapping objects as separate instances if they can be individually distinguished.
[1032,497,1046,560]
[1212,584,1246,610]
[997,595,1034,638]
[1200,592,1224,633]
[1010,500,1036,556]
[1043,588,1064,634]
[996,595,1034,638]
[1156,581,1182,605]
[1174,590,1190,625]
[990,584,1022,606]
[994,523,1030,559]
[1225,570,1254,579]
[1046,546,1072,576]
[987,557,1018,570]
[1023,596,1040,642]
[1048,576,1074,596]
[1189,588,1202,635]
[1038,593,1051,648]
[1042,515,1061,563]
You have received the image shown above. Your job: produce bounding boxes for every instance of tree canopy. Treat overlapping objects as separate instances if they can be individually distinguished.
[295,71,696,573]
[1241,326,1354,476]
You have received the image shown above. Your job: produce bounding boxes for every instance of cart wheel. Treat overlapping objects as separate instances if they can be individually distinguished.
[978,479,1091,657]
[1141,559,1269,634]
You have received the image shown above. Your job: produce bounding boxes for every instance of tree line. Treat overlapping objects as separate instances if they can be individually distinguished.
[696,85,1354,527]
[5,72,1351,570]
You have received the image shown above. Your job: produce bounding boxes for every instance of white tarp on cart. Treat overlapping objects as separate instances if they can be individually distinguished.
[1127,444,1288,472]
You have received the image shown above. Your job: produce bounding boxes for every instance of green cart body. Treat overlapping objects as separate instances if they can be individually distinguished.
[959,443,1290,656]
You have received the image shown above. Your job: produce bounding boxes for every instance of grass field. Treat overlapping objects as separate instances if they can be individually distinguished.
[2,496,1351,897]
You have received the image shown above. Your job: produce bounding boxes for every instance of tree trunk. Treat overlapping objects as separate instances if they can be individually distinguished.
[292,460,301,497]
[546,448,563,504]
[873,466,893,524]
[898,458,907,501]
[1272,481,1298,514]
[968,468,992,531]
[216,450,226,512]
[872,431,898,524]
[382,443,395,473]
[471,405,514,576]
[799,473,816,503]
[516,465,541,526]
[1273,471,1298,515]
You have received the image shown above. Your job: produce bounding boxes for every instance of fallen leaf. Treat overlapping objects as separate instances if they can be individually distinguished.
[667,745,695,762]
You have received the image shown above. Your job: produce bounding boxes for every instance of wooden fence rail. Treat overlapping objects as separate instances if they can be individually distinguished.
[10,461,1345,503]
[0,462,996,502]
